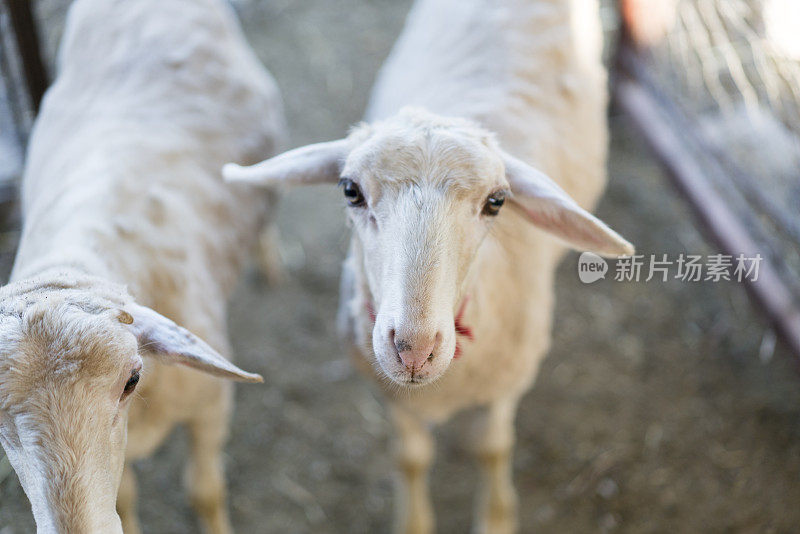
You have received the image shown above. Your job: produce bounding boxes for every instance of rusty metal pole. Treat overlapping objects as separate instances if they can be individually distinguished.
[4,0,48,113]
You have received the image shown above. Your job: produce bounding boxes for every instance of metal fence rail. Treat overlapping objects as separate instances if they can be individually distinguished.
[616,0,800,361]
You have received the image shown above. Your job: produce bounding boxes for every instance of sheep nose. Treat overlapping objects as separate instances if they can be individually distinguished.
[393,331,438,370]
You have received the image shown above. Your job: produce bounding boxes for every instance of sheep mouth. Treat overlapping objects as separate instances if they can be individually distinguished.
[385,367,441,388]
[396,378,433,389]
[404,376,430,386]
[376,345,454,388]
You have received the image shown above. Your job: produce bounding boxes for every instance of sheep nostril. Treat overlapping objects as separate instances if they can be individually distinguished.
[395,334,438,370]
[389,329,404,364]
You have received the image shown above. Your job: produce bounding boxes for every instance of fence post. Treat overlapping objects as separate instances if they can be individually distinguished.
[4,0,48,113]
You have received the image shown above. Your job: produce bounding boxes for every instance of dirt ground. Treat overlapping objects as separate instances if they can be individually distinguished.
[2,1,800,533]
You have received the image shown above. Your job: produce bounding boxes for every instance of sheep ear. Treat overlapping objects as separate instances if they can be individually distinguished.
[122,304,263,383]
[503,151,635,257]
[222,139,349,186]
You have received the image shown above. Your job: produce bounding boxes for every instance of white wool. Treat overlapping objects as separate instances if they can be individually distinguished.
[0,1,284,532]
[367,0,607,208]
[342,1,611,531]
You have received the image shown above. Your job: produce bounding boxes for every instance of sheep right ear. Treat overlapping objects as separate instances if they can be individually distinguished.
[503,151,635,257]
[121,304,263,383]
[223,139,349,186]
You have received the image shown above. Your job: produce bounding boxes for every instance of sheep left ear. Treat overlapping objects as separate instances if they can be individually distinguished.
[122,304,263,383]
[503,151,635,257]
[222,139,349,186]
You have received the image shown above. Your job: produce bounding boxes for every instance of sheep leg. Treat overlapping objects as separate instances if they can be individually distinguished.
[117,463,141,534]
[256,218,285,285]
[185,384,234,534]
[473,397,519,534]
[391,404,435,534]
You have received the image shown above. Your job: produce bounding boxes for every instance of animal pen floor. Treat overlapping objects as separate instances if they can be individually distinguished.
[1,1,800,533]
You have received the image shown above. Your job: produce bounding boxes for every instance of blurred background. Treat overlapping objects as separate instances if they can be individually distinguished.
[2,0,800,532]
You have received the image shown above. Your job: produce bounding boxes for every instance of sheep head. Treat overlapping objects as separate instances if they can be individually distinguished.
[225,107,633,387]
[0,272,261,533]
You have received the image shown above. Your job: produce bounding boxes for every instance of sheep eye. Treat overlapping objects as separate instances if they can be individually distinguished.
[338,178,365,207]
[483,191,506,216]
[122,369,140,398]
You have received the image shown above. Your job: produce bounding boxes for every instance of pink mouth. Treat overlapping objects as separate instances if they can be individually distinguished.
[365,297,474,359]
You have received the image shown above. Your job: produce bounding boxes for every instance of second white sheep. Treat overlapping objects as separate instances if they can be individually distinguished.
[225,0,631,532]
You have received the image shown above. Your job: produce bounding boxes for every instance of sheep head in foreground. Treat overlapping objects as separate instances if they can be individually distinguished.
[225,108,633,387]
[0,273,261,533]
